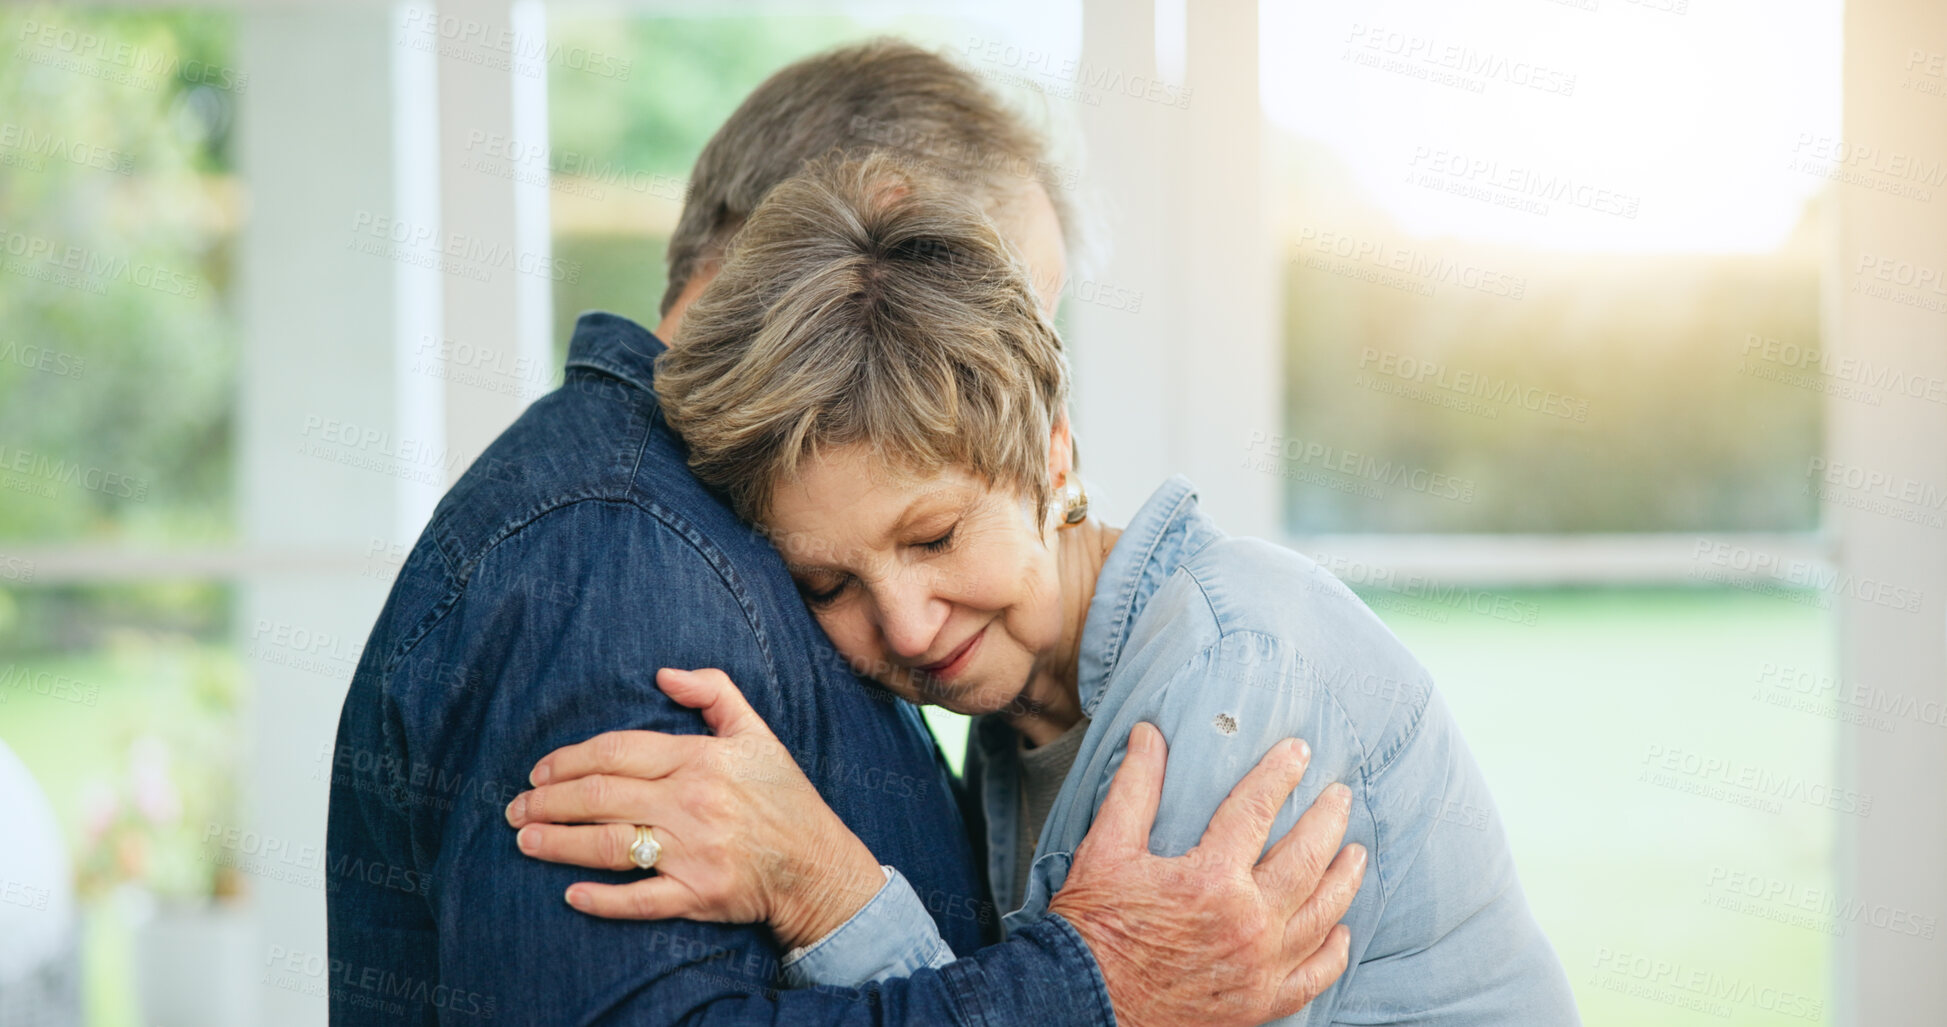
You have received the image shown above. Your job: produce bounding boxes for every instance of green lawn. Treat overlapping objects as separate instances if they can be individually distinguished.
[930,586,1838,1027]
[1386,587,1835,1027]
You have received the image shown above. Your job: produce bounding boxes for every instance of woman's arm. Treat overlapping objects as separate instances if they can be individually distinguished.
[507,666,952,986]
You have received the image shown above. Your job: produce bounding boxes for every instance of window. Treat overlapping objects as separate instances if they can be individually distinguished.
[1264,4,1845,1023]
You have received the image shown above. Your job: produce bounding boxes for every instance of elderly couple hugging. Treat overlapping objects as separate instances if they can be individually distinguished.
[327,38,1577,1027]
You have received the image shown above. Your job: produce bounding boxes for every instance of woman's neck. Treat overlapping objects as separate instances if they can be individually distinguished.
[1009,515,1123,747]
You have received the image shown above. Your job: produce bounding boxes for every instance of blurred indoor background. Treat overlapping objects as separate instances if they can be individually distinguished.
[0,0,1941,1024]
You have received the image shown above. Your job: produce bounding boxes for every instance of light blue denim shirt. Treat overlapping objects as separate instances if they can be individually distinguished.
[787,476,1580,1025]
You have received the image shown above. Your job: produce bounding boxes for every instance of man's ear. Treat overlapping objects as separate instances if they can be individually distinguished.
[656,258,722,341]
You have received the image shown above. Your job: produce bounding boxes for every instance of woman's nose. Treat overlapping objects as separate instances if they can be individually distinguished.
[872,574,950,661]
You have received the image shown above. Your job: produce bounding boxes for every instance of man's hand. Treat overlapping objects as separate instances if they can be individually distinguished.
[1049,723,1365,1027]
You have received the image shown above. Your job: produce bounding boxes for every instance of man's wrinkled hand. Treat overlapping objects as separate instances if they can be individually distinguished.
[1048,723,1365,1027]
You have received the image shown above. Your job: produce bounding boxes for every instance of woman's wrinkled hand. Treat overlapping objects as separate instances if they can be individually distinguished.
[503,667,887,949]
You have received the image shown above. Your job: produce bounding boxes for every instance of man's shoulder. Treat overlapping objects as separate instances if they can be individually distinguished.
[364,376,792,678]
[423,365,776,567]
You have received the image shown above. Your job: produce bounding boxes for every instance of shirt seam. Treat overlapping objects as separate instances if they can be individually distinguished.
[1360,692,1437,904]
[1366,678,1432,779]
[377,494,786,721]
[1178,566,1376,764]
[1181,570,1398,901]
[622,381,657,487]
[1095,481,1200,687]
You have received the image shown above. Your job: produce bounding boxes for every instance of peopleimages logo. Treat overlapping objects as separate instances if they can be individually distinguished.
[961,36,1193,109]
[0,441,149,501]
[15,18,250,92]
[0,121,135,175]
[1688,539,1924,613]
[398,8,630,81]
[1588,947,1822,1022]
[1704,864,1938,940]
[1343,24,1577,97]
[1406,147,1639,219]
[347,211,581,285]
[1640,742,1874,816]
[1290,226,1527,300]
[1741,331,1947,405]
[0,226,200,297]
[1244,431,1478,503]
[1356,347,1586,421]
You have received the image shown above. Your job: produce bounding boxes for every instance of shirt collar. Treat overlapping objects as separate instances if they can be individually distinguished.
[563,311,666,393]
[1076,475,1215,715]
[971,475,1214,764]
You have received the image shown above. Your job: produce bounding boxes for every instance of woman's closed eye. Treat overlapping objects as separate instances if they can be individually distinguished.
[796,526,957,607]
[799,574,852,608]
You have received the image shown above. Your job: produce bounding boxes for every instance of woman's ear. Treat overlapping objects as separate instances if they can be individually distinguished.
[1047,415,1075,489]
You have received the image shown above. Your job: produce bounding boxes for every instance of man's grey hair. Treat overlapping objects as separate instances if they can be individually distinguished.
[662,37,1072,317]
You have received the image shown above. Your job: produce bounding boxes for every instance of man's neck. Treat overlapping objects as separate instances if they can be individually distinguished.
[655,265,717,342]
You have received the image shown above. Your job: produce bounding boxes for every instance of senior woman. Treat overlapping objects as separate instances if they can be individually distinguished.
[503,155,1579,1023]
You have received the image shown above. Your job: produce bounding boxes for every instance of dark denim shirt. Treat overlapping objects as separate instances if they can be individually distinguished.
[325,312,1113,1026]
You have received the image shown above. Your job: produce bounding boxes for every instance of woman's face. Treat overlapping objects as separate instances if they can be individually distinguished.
[764,445,1067,716]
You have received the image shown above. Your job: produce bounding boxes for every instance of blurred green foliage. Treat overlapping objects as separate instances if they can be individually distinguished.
[545,14,884,348]
[0,583,239,904]
[0,6,239,546]
[548,15,870,180]
[551,234,669,368]
[0,23,245,1019]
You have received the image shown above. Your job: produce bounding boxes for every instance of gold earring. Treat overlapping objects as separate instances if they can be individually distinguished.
[1058,479,1088,527]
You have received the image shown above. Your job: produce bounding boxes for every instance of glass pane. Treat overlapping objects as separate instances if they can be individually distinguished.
[0,6,241,546]
[1266,4,1848,1025]
[0,581,241,1027]
[1265,0,1841,534]
[0,7,245,1025]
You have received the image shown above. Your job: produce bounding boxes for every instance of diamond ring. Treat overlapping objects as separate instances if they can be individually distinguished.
[629,824,661,871]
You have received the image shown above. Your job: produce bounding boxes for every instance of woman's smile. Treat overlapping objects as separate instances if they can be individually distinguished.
[917,623,988,683]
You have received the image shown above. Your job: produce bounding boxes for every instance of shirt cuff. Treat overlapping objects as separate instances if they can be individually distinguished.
[778,865,956,988]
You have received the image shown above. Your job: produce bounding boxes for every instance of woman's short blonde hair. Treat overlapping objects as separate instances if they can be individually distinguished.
[654,151,1070,526]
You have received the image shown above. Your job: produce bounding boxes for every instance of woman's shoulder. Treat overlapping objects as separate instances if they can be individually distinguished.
[1169,536,1395,650]
[1112,536,1437,769]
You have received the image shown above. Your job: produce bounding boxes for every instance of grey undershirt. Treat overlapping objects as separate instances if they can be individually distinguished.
[1012,716,1091,904]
